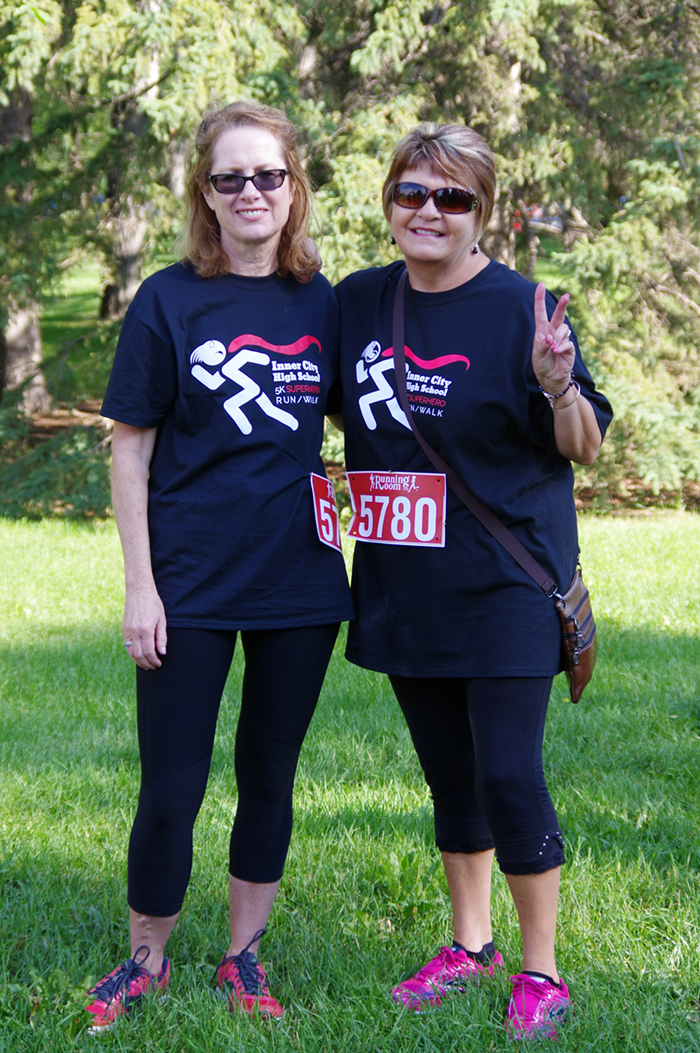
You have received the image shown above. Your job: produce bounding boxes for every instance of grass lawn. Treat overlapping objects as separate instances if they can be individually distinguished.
[0,514,699,1052]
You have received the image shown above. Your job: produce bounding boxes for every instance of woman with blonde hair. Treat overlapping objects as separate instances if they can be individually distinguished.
[335,122,612,1039]
[85,100,352,1030]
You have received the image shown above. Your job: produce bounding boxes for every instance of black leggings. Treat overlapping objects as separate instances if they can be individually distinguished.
[128,623,339,917]
[389,676,565,876]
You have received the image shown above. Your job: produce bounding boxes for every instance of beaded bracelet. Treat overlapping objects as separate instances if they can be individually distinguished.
[540,374,575,407]
[552,381,581,409]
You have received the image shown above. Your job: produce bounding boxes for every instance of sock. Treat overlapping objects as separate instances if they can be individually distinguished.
[451,940,496,964]
[522,970,561,988]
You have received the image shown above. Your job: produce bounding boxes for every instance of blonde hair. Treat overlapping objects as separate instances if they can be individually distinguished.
[382,123,496,242]
[183,101,318,282]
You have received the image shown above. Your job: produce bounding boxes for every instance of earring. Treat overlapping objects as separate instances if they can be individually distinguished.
[391,236,396,245]
[471,244,479,255]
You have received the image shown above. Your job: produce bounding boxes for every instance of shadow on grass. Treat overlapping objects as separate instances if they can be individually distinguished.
[1,618,698,865]
[1,607,698,1051]
[1,847,698,1053]
[0,614,694,838]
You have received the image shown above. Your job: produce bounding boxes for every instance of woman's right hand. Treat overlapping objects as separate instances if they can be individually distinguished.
[122,581,167,670]
[111,421,166,670]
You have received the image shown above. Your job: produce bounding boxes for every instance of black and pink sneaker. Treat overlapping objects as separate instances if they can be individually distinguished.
[215,929,283,1018]
[85,945,170,1033]
[392,944,503,1011]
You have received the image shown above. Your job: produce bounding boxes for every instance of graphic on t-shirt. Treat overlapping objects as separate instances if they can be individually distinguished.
[190,334,322,435]
[356,341,409,430]
[271,356,321,408]
[355,341,470,429]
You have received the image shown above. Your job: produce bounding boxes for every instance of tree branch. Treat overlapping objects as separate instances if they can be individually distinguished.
[655,283,700,320]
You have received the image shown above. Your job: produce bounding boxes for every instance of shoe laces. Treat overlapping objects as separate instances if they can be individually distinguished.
[406,947,450,985]
[418,946,456,978]
[216,928,267,995]
[88,945,151,1001]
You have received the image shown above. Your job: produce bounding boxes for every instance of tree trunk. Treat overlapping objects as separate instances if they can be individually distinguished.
[517,198,540,281]
[0,88,51,413]
[3,298,51,414]
[0,330,7,395]
[167,140,187,201]
[481,57,521,270]
[484,193,516,269]
[99,1,161,318]
[100,198,149,317]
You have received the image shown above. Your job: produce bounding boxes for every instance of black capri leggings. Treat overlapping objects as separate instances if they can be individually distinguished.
[389,675,565,876]
[128,623,339,917]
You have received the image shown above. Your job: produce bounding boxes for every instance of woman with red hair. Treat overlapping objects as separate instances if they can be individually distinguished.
[86,101,352,1031]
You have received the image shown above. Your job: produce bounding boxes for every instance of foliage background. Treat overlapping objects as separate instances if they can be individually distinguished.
[1,0,700,513]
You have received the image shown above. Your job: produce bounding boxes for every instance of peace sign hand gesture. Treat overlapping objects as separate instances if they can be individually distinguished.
[531,282,575,396]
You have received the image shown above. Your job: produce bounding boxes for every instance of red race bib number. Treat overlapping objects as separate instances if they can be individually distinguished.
[347,471,446,547]
[310,472,342,553]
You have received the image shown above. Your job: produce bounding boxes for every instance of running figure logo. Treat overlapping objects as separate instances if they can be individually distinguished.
[190,333,322,434]
[356,340,409,431]
[355,339,471,430]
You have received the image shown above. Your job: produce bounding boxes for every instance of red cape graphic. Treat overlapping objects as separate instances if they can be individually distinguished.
[382,345,470,370]
[227,334,321,356]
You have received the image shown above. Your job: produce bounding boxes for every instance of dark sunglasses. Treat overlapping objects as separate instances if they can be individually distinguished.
[208,169,288,195]
[393,182,478,214]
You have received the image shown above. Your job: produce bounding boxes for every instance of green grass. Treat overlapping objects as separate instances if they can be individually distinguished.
[1,514,699,1052]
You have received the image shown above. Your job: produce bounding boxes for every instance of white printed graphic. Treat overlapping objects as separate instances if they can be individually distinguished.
[355,339,470,428]
[190,340,227,390]
[355,342,409,431]
[190,345,298,433]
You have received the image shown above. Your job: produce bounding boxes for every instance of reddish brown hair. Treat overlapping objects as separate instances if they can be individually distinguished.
[183,101,318,282]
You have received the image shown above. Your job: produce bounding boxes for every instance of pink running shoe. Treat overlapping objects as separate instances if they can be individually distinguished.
[216,929,283,1018]
[85,945,170,1033]
[392,945,504,1011]
[505,972,570,1040]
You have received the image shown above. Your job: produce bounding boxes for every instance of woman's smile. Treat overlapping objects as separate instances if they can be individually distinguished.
[202,125,294,272]
[408,226,445,238]
[390,162,482,289]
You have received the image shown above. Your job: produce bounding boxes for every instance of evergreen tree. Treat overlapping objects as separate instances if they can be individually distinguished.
[1,0,698,499]
[0,1,62,412]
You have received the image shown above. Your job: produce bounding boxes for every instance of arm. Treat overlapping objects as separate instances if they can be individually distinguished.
[111,421,167,670]
[549,381,602,465]
[531,283,603,465]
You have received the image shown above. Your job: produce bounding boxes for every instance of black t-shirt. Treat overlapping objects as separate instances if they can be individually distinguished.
[335,260,613,677]
[102,262,353,630]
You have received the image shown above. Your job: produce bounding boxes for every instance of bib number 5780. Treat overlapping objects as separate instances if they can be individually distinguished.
[347,472,446,548]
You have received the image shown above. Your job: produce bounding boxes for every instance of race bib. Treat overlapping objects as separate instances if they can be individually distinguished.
[347,471,446,547]
[310,472,342,553]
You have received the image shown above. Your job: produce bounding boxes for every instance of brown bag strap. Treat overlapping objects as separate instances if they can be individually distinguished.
[392,267,559,598]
